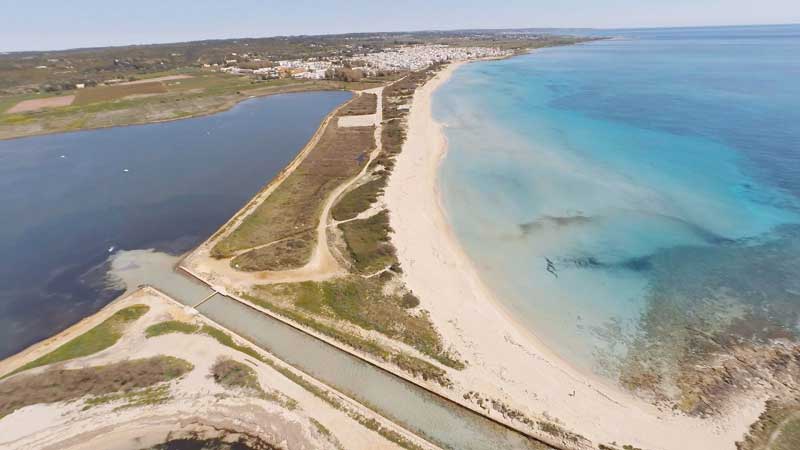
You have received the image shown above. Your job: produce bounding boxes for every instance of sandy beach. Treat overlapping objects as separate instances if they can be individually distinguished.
[383,60,767,450]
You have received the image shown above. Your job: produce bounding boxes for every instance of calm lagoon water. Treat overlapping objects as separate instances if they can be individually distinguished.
[0,91,351,358]
[436,25,800,377]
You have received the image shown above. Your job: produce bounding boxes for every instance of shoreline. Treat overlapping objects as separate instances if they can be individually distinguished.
[384,59,765,449]
[0,53,774,450]
[0,82,369,142]
[0,88,354,362]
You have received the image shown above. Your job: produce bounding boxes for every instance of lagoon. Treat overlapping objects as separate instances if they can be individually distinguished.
[0,90,351,358]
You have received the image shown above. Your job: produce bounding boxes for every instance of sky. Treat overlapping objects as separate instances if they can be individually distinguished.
[2,0,800,52]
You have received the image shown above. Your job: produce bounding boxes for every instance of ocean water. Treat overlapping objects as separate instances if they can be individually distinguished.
[0,91,351,358]
[436,25,800,379]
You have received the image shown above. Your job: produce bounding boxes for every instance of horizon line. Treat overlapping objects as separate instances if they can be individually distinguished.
[2,22,798,55]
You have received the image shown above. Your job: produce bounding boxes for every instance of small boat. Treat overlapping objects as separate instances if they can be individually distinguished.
[108,246,115,253]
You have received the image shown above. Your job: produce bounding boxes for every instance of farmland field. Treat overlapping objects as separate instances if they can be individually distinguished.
[6,95,75,113]
[0,69,384,140]
[73,82,167,105]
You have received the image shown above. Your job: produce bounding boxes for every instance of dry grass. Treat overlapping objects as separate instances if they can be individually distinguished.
[0,73,380,141]
[145,320,199,337]
[339,210,397,274]
[246,285,454,388]
[8,304,149,377]
[235,68,465,386]
[120,75,193,85]
[255,275,464,371]
[769,415,800,450]
[738,400,800,450]
[338,93,377,116]
[0,356,192,419]
[213,117,375,269]
[211,357,264,394]
[331,178,386,221]
[73,81,167,105]
[231,233,314,271]
[6,95,75,113]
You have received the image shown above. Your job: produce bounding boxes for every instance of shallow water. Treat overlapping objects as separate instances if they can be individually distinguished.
[0,91,351,358]
[436,25,800,378]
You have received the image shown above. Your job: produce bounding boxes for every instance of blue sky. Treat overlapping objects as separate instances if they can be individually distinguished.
[2,0,799,52]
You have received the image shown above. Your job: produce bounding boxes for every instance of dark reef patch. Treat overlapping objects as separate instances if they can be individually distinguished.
[597,224,800,410]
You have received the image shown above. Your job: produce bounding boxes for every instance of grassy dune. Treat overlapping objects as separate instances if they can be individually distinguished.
[339,210,397,273]
[0,356,192,418]
[331,178,386,221]
[214,115,376,269]
[339,92,377,116]
[7,304,149,377]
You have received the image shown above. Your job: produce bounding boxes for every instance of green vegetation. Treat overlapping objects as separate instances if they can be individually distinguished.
[0,356,192,419]
[309,417,345,450]
[145,320,200,337]
[0,32,595,140]
[211,358,264,393]
[231,234,314,272]
[146,320,264,361]
[219,69,463,390]
[84,384,172,411]
[142,320,424,450]
[769,415,800,450]
[7,304,149,377]
[339,210,397,273]
[738,401,800,450]
[598,445,646,450]
[253,276,463,369]
[210,357,298,409]
[339,92,377,116]
[331,178,386,221]
[0,31,590,96]
[213,116,376,268]
[247,288,455,387]
[0,73,376,140]
[0,114,34,125]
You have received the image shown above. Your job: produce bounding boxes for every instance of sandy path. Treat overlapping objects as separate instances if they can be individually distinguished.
[383,61,765,450]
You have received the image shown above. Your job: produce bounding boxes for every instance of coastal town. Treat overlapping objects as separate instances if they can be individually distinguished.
[216,44,513,79]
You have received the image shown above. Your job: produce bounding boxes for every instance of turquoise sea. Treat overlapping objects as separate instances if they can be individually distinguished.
[436,25,800,381]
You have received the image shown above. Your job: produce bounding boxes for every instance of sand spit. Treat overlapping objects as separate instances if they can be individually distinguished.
[182,86,385,286]
[383,60,767,450]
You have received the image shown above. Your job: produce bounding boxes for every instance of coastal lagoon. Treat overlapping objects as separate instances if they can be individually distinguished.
[0,90,351,358]
[436,25,800,383]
